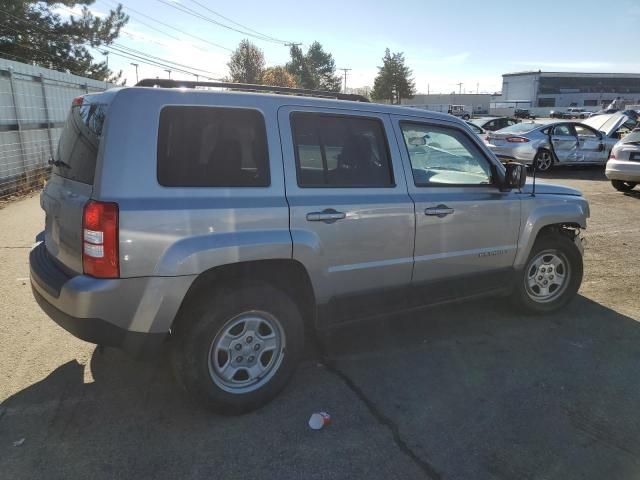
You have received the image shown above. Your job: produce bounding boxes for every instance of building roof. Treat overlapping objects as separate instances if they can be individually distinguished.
[503,71,640,79]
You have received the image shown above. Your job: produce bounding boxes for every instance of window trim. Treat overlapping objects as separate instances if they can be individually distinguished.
[156,105,271,188]
[290,111,396,189]
[399,120,499,189]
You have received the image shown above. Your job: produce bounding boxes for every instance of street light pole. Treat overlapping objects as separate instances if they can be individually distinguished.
[164,69,172,79]
[131,63,139,83]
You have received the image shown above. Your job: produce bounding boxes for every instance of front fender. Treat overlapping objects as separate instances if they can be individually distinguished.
[515,197,589,268]
[156,230,292,276]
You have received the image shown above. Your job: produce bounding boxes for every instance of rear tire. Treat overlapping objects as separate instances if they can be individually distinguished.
[171,281,304,415]
[463,114,471,120]
[611,180,637,192]
[534,149,554,172]
[512,232,582,314]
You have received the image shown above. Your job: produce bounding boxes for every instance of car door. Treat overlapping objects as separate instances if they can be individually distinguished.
[574,124,606,163]
[550,124,579,162]
[391,115,521,301]
[278,106,415,324]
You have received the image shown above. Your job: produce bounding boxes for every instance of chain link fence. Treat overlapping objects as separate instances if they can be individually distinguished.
[0,58,109,202]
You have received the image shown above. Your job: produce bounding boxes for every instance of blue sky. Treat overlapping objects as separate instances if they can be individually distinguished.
[61,0,640,93]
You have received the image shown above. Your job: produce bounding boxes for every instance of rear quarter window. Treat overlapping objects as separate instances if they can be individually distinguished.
[157,106,270,187]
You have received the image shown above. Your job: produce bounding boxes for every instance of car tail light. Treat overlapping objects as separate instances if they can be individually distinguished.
[72,96,84,106]
[485,135,491,142]
[506,136,530,143]
[82,200,119,278]
[609,152,616,159]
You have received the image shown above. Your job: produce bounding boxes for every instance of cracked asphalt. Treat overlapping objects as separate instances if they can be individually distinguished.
[1,168,639,480]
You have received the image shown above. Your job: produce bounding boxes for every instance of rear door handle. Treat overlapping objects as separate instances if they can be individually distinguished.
[306,208,346,223]
[425,205,454,218]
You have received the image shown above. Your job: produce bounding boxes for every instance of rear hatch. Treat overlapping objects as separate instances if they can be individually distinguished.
[41,94,109,274]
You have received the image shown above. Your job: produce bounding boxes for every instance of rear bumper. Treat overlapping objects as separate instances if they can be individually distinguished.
[605,160,640,183]
[30,240,196,356]
[487,144,536,164]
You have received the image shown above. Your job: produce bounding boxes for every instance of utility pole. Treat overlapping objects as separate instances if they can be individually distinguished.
[476,82,479,94]
[339,68,352,93]
[284,42,302,50]
[456,82,463,94]
[194,73,199,81]
[131,63,139,83]
[165,69,172,79]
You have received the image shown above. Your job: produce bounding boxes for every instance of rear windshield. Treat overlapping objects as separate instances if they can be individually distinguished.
[54,101,107,184]
[496,123,539,134]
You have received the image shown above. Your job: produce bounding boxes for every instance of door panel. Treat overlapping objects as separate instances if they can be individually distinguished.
[575,124,606,163]
[278,107,415,314]
[391,115,521,296]
[551,124,579,162]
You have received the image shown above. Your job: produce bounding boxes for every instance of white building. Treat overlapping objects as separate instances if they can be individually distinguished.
[493,71,640,114]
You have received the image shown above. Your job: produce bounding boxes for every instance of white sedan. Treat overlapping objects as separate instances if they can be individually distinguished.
[606,128,640,192]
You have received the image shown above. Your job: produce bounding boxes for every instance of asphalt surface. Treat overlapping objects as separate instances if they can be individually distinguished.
[1,168,639,480]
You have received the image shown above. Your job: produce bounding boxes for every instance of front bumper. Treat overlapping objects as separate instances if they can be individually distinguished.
[605,160,640,183]
[30,240,195,356]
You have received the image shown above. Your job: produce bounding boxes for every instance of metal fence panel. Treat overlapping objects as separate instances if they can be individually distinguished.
[0,58,109,200]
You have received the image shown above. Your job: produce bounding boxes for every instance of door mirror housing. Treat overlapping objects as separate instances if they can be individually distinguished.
[503,162,527,190]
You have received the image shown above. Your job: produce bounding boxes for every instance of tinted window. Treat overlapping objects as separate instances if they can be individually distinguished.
[54,101,107,184]
[400,123,492,186]
[291,113,393,187]
[157,106,269,187]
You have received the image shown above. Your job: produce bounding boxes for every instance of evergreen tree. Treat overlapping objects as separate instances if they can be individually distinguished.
[228,39,265,84]
[371,48,416,104]
[0,0,128,81]
[286,41,341,92]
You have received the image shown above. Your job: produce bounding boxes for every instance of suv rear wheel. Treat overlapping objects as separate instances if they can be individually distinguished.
[611,180,637,192]
[512,232,582,313]
[171,281,304,415]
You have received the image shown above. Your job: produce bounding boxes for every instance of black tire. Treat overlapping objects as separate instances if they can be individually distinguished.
[512,232,583,314]
[534,148,554,172]
[463,114,470,120]
[611,180,637,192]
[171,281,304,415]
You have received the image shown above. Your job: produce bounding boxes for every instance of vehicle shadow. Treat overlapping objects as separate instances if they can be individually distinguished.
[623,189,640,200]
[2,296,640,480]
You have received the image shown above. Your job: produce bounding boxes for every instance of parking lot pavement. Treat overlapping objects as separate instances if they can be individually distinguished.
[1,168,639,480]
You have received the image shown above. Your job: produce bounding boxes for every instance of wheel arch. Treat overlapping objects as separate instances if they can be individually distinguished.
[515,203,588,268]
[170,259,317,334]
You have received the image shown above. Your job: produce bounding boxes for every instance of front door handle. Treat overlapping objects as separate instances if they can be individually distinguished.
[425,205,454,218]
[306,208,346,223]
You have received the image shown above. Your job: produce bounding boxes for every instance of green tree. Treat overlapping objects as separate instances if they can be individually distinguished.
[0,1,128,81]
[228,39,265,84]
[371,48,416,104]
[261,66,297,88]
[286,41,341,92]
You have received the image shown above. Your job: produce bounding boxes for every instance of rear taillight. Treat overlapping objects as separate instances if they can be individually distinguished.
[72,96,84,106]
[609,152,616,159]
[82,200,119,278]
[506,136,530,143]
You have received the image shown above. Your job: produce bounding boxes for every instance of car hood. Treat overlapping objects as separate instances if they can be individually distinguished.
[582,113,632,136]
[520,181,582,196]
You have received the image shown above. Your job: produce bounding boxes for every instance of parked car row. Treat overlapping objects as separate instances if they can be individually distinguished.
[549,108,593,119]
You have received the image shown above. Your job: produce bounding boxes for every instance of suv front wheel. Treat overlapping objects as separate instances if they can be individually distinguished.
[171,281,304,415]
[512,232,583,313]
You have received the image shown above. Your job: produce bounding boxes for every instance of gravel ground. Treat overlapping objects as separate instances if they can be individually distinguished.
[0,168,638,480]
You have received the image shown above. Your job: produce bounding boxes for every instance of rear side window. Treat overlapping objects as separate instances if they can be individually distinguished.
[157,106,269,187]
[55,101,107,184]
[291,112,393,187]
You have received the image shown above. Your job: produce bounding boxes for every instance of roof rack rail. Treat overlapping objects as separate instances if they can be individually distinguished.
[135,78,370,103]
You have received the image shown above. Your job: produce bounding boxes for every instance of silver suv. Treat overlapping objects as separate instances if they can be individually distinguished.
[30,81,589,414]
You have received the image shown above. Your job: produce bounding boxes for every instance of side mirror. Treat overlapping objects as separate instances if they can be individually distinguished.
[504,162,526,190]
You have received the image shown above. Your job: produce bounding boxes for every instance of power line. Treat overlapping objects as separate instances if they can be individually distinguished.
[155,0,293,45]
[100,0,233,52]
[111,43,222,77]
[186,0,290,44]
